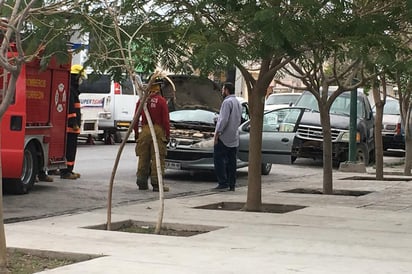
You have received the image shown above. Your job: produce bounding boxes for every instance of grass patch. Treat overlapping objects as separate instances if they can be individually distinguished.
[86,220,223,237]
[6,248,97,274]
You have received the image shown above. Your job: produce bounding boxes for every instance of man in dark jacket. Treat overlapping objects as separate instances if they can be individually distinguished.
[60,64,86,179]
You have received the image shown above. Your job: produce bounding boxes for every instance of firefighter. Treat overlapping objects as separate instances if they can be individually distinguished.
[134,82,170,192]
[60,64,86,180]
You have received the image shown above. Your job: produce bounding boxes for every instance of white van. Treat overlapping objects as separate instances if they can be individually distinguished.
[79,74,139,143]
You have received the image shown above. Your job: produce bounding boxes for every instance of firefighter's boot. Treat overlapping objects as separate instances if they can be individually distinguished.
[61,172,78,180]
[151,177,169,192]
[136,176,148,190]
[38,173,54,182]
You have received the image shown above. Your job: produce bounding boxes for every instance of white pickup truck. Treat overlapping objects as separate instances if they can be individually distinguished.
[79,74,139,144]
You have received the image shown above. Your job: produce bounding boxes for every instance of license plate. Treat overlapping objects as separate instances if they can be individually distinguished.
[165,161,181,170]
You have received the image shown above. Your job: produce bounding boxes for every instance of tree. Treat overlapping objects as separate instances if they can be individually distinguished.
[277,0,409,192]
[150,0,312,211]
[74,0,176,232]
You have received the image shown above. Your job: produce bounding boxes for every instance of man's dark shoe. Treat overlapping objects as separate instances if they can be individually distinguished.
[136,179,148,190]
[229,187,235,191]
[213,185,228,191]
[138,184,149,190]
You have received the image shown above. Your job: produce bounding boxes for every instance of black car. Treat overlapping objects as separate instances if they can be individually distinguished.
[292,90,375,165]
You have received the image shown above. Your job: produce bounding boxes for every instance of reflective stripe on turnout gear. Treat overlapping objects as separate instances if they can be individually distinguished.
[67,127,81,134]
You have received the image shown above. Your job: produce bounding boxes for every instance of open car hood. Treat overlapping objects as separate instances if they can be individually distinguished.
[161,75,222,113]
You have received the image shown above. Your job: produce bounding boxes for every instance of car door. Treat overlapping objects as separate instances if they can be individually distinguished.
[238,107,306,164]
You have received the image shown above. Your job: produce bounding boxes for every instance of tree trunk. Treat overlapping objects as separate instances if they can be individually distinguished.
[106,90,148,230]
[374,107,384,180]
[404,135,412,175]
[320,104,334,194]
[245,85,265,211]
[404,112,412,175]
[372,86,384,180]
[143,105,165,234]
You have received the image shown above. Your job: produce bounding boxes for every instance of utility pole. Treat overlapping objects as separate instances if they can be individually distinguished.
[348,88,357,162]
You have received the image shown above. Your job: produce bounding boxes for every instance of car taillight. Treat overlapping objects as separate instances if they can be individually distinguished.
[114,82,121,94]
[396,123,401,135]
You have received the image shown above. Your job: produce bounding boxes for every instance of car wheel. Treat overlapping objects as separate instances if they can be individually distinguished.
[356,143,369,165]
[4,143,38,194]
[261,163,272,175]
[114,131,123,143]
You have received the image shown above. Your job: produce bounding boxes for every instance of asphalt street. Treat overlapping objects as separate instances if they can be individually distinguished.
[3,142,323,223]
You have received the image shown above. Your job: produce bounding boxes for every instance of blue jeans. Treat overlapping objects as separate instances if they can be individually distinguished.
[214,139,237,188]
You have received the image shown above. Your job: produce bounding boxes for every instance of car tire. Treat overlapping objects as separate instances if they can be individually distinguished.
[356,143,369,165]
[114,131,123,143]
[261,163,272,175]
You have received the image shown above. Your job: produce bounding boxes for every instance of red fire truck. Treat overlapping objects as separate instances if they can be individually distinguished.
[1,56,70,194]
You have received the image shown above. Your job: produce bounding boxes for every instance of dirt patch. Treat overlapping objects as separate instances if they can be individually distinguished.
[342,175,412,181]
[85,220,223,237]
[194,202,306,213]
[282,188,372,196]
[6,248,96,273]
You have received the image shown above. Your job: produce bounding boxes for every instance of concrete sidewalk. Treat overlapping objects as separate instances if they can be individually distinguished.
[5,162,412,273]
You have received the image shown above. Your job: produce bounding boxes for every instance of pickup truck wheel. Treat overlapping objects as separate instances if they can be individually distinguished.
[4,143,37,194]
[114,132,123,143]
[356,144,369,165]
[261,163,272,175]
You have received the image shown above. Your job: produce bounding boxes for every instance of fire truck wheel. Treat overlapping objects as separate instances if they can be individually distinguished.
[4,143,37,194]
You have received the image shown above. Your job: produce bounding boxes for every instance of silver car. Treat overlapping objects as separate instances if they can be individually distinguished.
[163,75,272,175]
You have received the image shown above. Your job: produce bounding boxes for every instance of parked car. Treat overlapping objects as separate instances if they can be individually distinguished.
[264,92,301,112]
[238,107,308,165]
[292,90,375,165]
[373,97,404,150]
[163,75,272,175]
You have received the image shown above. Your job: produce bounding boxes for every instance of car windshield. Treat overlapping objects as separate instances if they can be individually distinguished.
[383,100,400,115]
[265,94,300,105]
[295,91,365,118]
[169,109,217,125]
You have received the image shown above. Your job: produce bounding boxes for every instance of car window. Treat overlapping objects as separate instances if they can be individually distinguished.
[241,102,250,123]
[296,91,365,118]
[80,74,111,94]
[263,108,302,132]
[119,79,134,95]
[169,109,217,124]
[265,94,300,105]
[79,74,134,95]
[383,100,400,115]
